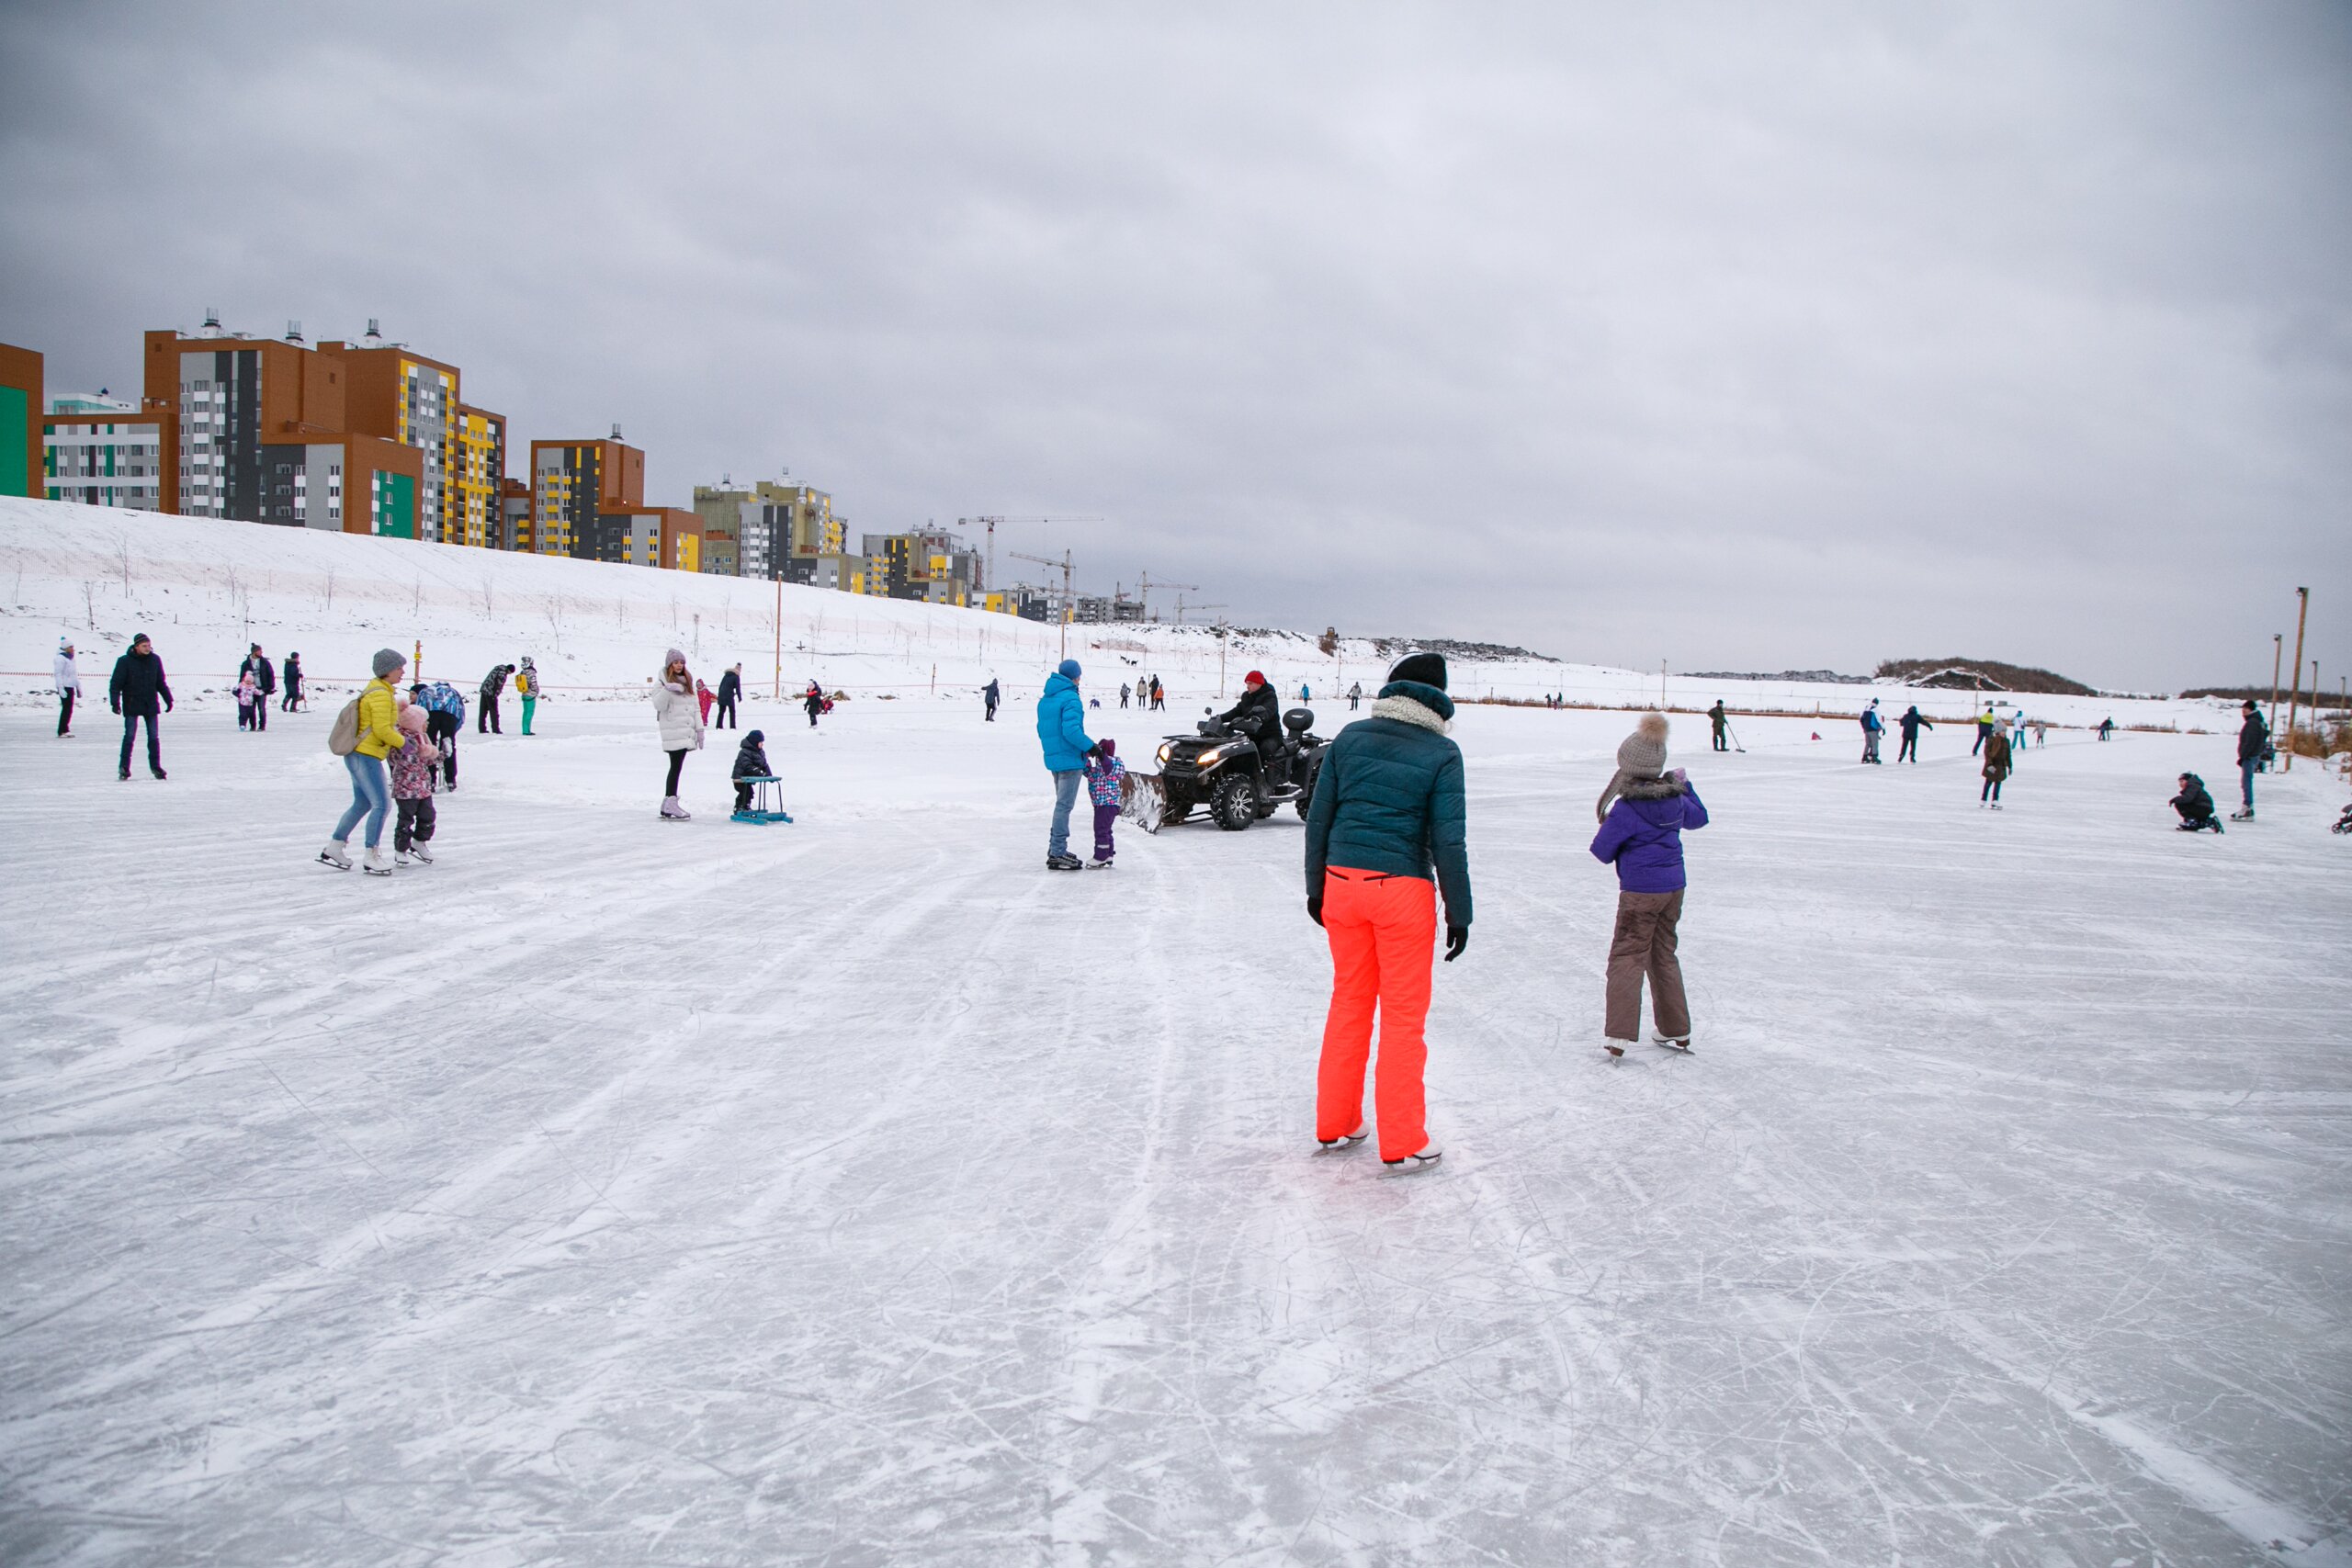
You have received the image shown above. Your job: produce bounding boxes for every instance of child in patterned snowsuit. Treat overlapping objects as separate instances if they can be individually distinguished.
[387,705,442,863]
[1082,739,1127,868]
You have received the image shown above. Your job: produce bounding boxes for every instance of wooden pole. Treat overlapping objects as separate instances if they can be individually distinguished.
[413,638,422,682]
[2284,587,2310,771]
[774,575,782,700]
[2270,634,2283,734]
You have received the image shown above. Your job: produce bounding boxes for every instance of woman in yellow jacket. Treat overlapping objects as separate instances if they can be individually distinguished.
[320,649,409,874]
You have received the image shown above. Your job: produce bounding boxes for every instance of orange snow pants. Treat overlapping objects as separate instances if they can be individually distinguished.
[1317,867,1437,1159]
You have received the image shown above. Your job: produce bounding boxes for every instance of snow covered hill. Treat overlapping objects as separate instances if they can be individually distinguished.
[3,495,2233,733]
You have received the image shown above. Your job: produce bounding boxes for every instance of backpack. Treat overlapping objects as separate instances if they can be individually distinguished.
[328,697,362,756]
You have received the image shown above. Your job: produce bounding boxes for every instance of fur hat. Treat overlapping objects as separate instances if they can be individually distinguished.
[1617,711,1670,778]
[1387,652,1448,690]
[371,648,406,678]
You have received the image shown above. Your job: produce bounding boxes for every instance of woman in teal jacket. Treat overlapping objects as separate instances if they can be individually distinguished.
[1035,659,1096,869]
[1302,652,1471,1168]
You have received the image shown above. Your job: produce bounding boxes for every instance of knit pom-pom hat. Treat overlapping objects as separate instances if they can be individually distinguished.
[1617,711,1670,779]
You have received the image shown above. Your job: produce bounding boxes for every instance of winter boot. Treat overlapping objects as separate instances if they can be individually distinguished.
[1382,1140,1443,1170]
[1317,1123,1369,1150]
[317,840,353,871]
[409,844,434,863]
[362,848,392,876]
[661,795,692,820]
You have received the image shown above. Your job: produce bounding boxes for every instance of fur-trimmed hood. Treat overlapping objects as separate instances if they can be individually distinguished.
[1372,679,1454,733]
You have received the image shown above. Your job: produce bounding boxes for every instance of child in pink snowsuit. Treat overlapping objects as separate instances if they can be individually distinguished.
[696,680,715,722]
[1082,739,1127,868]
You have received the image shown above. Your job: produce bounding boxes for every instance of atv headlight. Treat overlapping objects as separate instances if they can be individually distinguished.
[1158,742,1174,765]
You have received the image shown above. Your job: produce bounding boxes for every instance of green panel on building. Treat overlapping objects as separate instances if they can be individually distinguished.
[0,386,26,497]
[376,471,416,539]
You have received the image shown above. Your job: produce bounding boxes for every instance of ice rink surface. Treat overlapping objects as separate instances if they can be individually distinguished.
[3,694,2347,1566]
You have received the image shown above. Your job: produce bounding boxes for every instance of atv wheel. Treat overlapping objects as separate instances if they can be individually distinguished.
[1211,775,1256,831]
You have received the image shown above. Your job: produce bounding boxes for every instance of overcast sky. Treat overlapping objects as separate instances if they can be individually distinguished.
[4,2,2346,689]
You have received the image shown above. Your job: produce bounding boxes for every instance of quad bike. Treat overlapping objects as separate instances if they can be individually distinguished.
[1149,706,1327,830]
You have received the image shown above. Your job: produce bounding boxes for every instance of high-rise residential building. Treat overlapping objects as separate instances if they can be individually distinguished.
[528,433,644,556]
[861,528,980,606]
[448,404,507,548]
[0,344,46,498]
[143,318,347,520]
[317,323,508,547]
[582,505,701,571]
[692,479,842,581]
[43,391,175,513]
[256,434,424,536]
[499,479,532,552]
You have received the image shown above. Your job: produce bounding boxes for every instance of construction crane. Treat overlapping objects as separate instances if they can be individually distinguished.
[1010,547,1076,660]
[957,514,1102,595]
[1136,570,1198,623]
[1174,592,1218,627]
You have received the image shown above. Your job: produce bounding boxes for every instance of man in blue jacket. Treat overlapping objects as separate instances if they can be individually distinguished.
[1302,652,1470,1169]
[1035,659,1096,870]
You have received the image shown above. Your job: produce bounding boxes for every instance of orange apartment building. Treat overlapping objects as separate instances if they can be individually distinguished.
[0,342,41,498]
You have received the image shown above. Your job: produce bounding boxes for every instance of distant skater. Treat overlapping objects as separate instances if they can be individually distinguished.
[983,677,1001,722]
[1896,705,1932,762]
[1303,652,1468,1170]
[418,679,465,789]
[714,663,741,728]
[515,657,541,735]
[1591,712,1708,1054]
[239,643,275,730]
[2233,699,2267,820]
[1120,681,1132,709]
[804,680,826,728]
[109,631,173,781]
[1981,717,2013,809]
[1860,699,1884,763]
[2098,716,2115,741]
[53,638,80,738]
[1708,700,1727,751]
[1973,705,1993,756]
[1348,681,1363,711]
[281,652,303,712]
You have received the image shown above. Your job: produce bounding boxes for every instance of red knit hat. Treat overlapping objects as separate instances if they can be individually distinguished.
[1245,670,1266,686]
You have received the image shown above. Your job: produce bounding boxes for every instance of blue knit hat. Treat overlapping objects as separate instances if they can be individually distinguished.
[1057,659,1081,680]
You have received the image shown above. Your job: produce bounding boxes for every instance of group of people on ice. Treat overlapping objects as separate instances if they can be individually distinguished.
[1117,676,1166,710]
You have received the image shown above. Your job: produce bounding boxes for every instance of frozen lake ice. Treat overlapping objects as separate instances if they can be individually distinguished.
[2,693,2347,1565]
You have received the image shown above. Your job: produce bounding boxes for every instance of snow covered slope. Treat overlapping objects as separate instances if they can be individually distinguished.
[2,496,2235,734]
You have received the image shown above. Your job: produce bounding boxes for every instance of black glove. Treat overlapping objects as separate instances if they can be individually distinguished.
[1306,894,1323,927]
[1443,926,1469,962]
[1084,744,1102,762]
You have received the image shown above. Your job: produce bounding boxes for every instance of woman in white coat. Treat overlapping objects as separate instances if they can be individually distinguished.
[652,648,706,818]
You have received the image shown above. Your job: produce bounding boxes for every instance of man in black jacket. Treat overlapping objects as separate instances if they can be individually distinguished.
[109,631,174,780]
[239,643,277,731]
[479,664,510,734]
[281,652,303,712]
[2233,700,2268,820]
[1219,671,1283,761]
[1896,705,1933,763]
[714,663,741,729]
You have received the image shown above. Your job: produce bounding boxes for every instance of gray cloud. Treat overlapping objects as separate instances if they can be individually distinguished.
[5,0,2346,689]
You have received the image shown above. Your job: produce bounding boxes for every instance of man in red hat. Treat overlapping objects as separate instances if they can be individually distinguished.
[1218,669,1283,767]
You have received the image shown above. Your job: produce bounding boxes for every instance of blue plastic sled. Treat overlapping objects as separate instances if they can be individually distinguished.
[731,776,795,825]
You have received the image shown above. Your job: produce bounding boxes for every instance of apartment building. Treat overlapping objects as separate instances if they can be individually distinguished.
[528,433,644,556]
[0,343,44,498]
[861,528,980,606]
[691,479,842,580]
[448,404,507,548]
[499,478,532,551]
[255,434,424,535]
[43,391,174,513]
[142,319,346,520]
[582,506,701,571]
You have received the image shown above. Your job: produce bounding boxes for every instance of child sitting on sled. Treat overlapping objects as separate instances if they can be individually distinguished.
[731,729,773,813]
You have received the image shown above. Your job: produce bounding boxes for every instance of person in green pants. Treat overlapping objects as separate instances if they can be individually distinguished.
[516,656,541,735]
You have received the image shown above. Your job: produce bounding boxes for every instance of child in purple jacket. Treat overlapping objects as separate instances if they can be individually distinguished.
[1589,712,1708,1055]
[1083,739,1127,868]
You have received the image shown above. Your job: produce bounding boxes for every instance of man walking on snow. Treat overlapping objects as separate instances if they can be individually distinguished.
[2233,699,2268,820]
[1036,659,1096,871]
[714,663,741,729]
[109,630,173,780]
